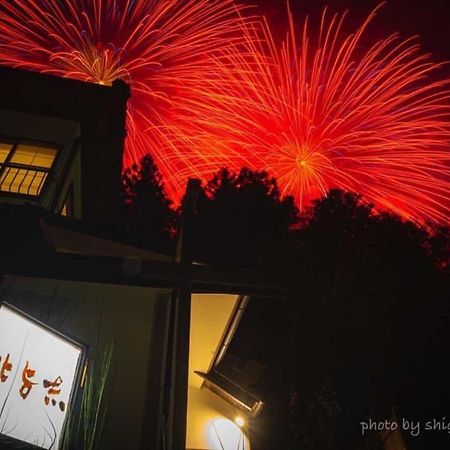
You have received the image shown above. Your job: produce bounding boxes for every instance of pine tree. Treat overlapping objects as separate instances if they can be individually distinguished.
[121,154,177,246]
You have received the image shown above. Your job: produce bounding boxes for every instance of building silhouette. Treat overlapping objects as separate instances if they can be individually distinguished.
[0,67,283,450]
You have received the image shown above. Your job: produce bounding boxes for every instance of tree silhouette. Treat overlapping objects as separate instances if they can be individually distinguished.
[119,156,448,450]
[212,188,448,450]
[121,154,177,247]
[283,190,449,450]
[191,167,298,268]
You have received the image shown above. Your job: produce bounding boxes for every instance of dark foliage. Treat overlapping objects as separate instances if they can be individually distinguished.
[118,156,448,449]
[121,154,177,247]
[282,192,448,449]
[191,167,298,268]
[213,189,448,450]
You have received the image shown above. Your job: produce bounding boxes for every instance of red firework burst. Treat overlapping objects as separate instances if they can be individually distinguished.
[0,0,247,189]
[162,5,450,225]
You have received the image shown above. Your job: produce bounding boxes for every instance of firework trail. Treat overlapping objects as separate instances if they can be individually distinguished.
[162,5,450,225]
[0,0,247,196]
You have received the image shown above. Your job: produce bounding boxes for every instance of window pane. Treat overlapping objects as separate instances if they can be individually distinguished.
[10,144,57,168]
[0,167,48,195]
[0,142,13,163]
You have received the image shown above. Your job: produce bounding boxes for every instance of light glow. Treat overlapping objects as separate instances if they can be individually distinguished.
[235,416,245,427]
[208,418,247,450]
[0,0,249,198]
[163,5,450,225]
[0,3,448,224]
[0,303,83,449]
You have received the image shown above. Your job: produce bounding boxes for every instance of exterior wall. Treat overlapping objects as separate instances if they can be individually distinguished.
[187,294,250,450]
[0,108,81,216]
[187,386,250,450]
[189,294,239,389]
[0,275,171,450]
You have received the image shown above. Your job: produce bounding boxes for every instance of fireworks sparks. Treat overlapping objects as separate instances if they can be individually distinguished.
[0,2,448,224]
[162,5,450,225]
[0,0,247,178]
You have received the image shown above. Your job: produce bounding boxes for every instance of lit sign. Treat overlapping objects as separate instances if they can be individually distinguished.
[0,303,83,449]
[208,418,248,450]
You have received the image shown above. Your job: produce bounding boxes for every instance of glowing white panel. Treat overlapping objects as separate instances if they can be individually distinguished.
[208,418,248,450]
[0,303,83,449]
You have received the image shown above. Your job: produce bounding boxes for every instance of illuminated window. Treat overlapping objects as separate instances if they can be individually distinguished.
[0,139,58,196]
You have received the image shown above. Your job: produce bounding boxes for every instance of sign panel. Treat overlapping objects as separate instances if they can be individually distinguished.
[0,303,83,449]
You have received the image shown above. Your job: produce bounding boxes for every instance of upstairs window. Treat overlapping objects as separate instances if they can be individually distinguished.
[0,139,58,196]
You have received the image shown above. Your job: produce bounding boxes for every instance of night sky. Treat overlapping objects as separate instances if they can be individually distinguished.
[244,0,450,64]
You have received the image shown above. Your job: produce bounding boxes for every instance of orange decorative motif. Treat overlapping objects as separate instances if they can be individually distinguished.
[19,361,37,399]
[0,353,12,382]
[43,376,65,411]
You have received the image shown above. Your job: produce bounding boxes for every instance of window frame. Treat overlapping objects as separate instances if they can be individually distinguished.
[0,135,61,200]
[0,301,88,450]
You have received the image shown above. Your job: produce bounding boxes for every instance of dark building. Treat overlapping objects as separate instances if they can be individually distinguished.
[0,67,283,450]
[0,66,128,224]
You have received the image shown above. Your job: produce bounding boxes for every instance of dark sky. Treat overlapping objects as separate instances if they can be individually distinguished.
[243,0,450,62]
